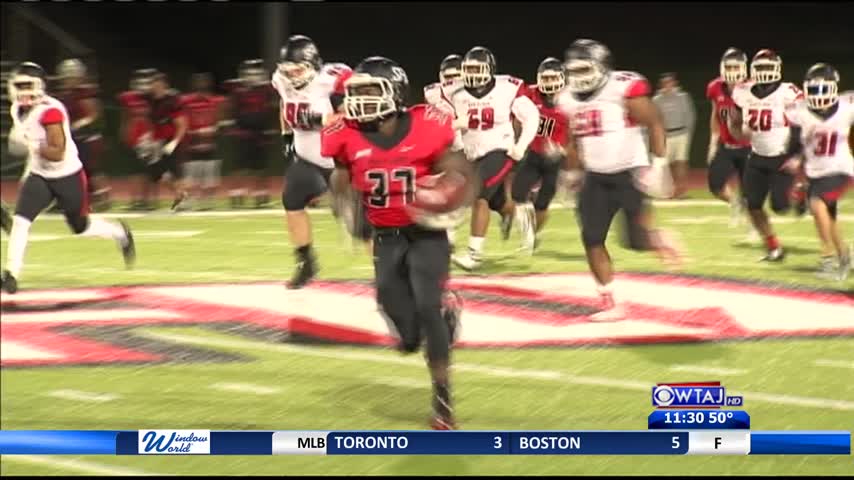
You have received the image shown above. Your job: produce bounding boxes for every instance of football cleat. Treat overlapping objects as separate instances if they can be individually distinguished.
[287,256,318,289]
[1,270,18,294]
[588,292,625,322]
[838,252,851,282]
[171,191,189,212]
[119,221,136,269]
[452,252,482,271]
[760,247,786,262]
[430,415,457,431]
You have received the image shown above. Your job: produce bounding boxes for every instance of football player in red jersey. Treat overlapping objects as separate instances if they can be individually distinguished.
[181,73,227,210]
[510,57,570,253]
[227,60,278,209]
[56,59,110,210]
[118,69,157,210]
[322,57,475,430]
[706,48,752,227]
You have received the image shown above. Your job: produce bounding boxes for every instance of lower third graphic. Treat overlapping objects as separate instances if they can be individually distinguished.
[138,430,211,455]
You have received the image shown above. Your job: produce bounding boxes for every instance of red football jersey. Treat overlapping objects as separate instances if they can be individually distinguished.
[117,90,153,147]
[526,85,570,155]
[181,93,225,153]
[321,104,456,228]
[706,77,750,148]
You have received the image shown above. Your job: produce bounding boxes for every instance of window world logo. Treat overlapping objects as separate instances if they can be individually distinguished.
[652,382,743,408]
[138,430,211,455]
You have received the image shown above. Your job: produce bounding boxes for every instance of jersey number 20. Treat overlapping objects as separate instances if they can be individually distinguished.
[366,167,416,208]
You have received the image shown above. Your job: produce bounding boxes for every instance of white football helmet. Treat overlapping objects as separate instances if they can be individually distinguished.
[8,62,47,107]
[719,48,748,84]
[750,49,782,84]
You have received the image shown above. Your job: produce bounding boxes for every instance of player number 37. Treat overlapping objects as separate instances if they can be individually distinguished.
[365,167,416,208]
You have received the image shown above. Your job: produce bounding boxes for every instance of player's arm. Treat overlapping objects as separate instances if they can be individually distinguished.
[435,148,477,204]
[707,101,720,163]
[72,97,100,132]
[626,95,666,159]
[39,123,66,162]
[509,94,540,160]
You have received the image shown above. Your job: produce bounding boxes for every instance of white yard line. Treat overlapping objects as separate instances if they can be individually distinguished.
[210,382,281,395]
[2,455,159,476]
[142,331,854,411]
[47,390,119,403]
[371,377,429,389]
[669,365,748,376]
[814,359,854,370]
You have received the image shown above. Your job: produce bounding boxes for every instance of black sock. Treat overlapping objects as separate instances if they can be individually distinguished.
[432,381,452,418]
[296,244,313,262]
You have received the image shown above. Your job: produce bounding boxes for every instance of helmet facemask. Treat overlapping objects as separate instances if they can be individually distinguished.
[344,74,398,123]
[278,61,317,89]
[461,60,492,89]
[750,58,782,84]
[440,67,461,83]
[565,59,605,94]
[8,74,45,107]
[804,78,838,110]
[537,69,565,95]
[720,59,747,84]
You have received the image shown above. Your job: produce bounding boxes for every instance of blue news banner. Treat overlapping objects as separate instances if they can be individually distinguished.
[0,430,850,455]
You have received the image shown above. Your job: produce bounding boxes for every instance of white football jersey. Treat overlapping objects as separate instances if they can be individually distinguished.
[272,63,351,169]
[423,81,456,115]
[10,96,82,179]
[732,81,803,156]
[786,92,854,179]
[556,71,651,174]
[445,75,539,161]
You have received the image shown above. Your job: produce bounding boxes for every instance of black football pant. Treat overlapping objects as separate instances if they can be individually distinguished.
[743,153,793,213]
[15,170,91,233]
[511,150,560,211]
[577,170,651,251]
[708,144,750,197]
[373,225,451,364]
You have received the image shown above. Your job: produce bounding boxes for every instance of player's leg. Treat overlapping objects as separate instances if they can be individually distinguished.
[2,174,54,293]
[182,158,202,210]
[454,151,513,270]
[668,133,689,198]
[200,159,222,210]
[250,139,271,208]
[620,173,683,269]
[374,231,421,352]
[808,175,851,279]
[708,146,737,203]
[163,152,189,211]
[282,160,330,289]
[768,156,794,215]
[533,157,561,236]
[229,139,253,209]
[85,137,111,211]
[407,229,456,429]
[743,155,782,260]
[577,173,621,319]
[511,156,541,253]
[1,202,12,235]
[53,170,135,268]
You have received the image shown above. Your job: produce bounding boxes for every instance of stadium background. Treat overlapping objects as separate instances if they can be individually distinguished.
[1,1,853,178]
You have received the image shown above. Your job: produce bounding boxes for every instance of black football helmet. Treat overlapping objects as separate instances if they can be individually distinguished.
[804,63,840,111]
[720,48,748,85]
[130,68,156,93]
[239,59,268,86]
[278,34,322,89]
[8,62,47,106]
[343,56,409,124]
[461,46,496,89]
[751,49,782,84]
[439,54,462,83]
[564,39,612,94]
[537,57,565,95]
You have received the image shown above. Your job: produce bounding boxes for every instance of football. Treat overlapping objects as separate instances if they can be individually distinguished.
[410,171,468,213]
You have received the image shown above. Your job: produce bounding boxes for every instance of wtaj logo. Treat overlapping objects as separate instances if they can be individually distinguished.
[652,382,744,408]
[138,430,211,455]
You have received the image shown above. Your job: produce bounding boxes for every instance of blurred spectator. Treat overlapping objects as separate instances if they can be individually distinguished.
[118,68,157,210]
[181,73,227,210]
[653,73,695,198]
[146,71,189,211]
[225,59,278,209]
[55,58,111,210]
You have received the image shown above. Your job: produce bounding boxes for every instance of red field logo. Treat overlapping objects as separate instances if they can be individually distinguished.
[2,273,853,367]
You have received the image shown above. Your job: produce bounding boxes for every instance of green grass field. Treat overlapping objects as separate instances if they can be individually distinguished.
[1,194,853,476]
